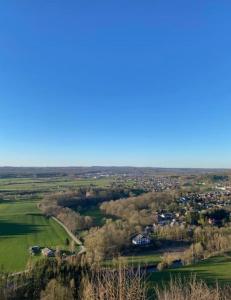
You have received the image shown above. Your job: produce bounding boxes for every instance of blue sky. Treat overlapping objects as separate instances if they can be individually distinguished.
[0,1,231,168]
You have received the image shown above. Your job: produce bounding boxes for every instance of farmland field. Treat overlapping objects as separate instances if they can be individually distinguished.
[0,199,69,272]
[0,177,113,192]
[0,176,114,272]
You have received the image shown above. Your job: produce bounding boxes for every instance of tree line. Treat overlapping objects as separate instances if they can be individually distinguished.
[39,188,131,234]
[1,255,231,299]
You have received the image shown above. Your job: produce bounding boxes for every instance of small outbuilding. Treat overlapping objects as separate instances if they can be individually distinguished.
[29,246,41,255]
[42,248,55,257]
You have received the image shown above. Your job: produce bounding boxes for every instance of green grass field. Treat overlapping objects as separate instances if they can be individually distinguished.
[0,176,115,273]
[0,177,113,192]
[104,252,161,267]
[149,253,231,286]
[0,199,69,272]
[80,205,120,227]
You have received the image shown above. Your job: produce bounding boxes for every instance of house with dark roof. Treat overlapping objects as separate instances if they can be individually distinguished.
[132,234,150,245]
[29,246,41,255]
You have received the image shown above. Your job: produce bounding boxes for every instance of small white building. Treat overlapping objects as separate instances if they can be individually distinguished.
[42,248,54,257]
[132,234,150,245]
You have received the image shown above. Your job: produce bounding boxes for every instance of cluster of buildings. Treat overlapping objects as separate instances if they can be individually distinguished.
[131,190,231,247]
[131,212,182,246]
[114,175,180,192]
[29,246,55,257]
[178,190,231,211]
[29,246,75,258]
[152,191,231,228]
[153,212,179,227]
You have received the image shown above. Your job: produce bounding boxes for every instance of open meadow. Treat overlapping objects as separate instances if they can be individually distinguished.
[104,252,161,267]
[0,198,69,272]
[149,253,231,286]
[0,177,113,193]
[0,176,113,272]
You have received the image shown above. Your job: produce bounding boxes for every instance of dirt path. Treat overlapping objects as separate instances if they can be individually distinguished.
[52,216,83,247]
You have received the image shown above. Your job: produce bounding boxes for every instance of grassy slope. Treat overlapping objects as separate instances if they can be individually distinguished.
[118,253,161,267]
[0,176,114,273]
[149,253,231,286]
[104,252,161,267]
[0,200,69,272]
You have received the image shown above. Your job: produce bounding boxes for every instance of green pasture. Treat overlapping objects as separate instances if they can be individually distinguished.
[80,206,109,226]
[149,253,231,286]
[0,199,69,272]
[0,177,113,192]
[104,252,161,267]
[0,176,115,272]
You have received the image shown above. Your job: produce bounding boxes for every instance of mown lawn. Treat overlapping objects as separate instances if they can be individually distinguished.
[149,253,231,286]
[0,199,69,272]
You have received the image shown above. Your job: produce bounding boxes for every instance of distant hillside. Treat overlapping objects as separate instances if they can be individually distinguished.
[0,166,230,178]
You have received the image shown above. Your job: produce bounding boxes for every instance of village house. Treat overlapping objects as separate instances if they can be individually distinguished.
[208,217,216,225]
[154,212,175,226]
[132,234,151,246]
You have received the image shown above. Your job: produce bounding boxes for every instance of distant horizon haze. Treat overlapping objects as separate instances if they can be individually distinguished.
[0,164,230,170]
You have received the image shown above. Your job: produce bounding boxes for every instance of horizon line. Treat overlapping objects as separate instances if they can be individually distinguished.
[0,165,230,170]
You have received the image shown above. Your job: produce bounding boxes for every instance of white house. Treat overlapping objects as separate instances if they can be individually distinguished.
[132,234,150,245]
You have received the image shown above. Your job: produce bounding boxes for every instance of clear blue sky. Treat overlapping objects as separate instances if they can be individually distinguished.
[0,1,231,168]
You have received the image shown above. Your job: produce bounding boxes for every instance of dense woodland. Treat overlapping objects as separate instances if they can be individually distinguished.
[39,188,130,234]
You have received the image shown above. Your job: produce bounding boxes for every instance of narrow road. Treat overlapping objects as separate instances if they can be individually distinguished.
[52,216,85,249]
